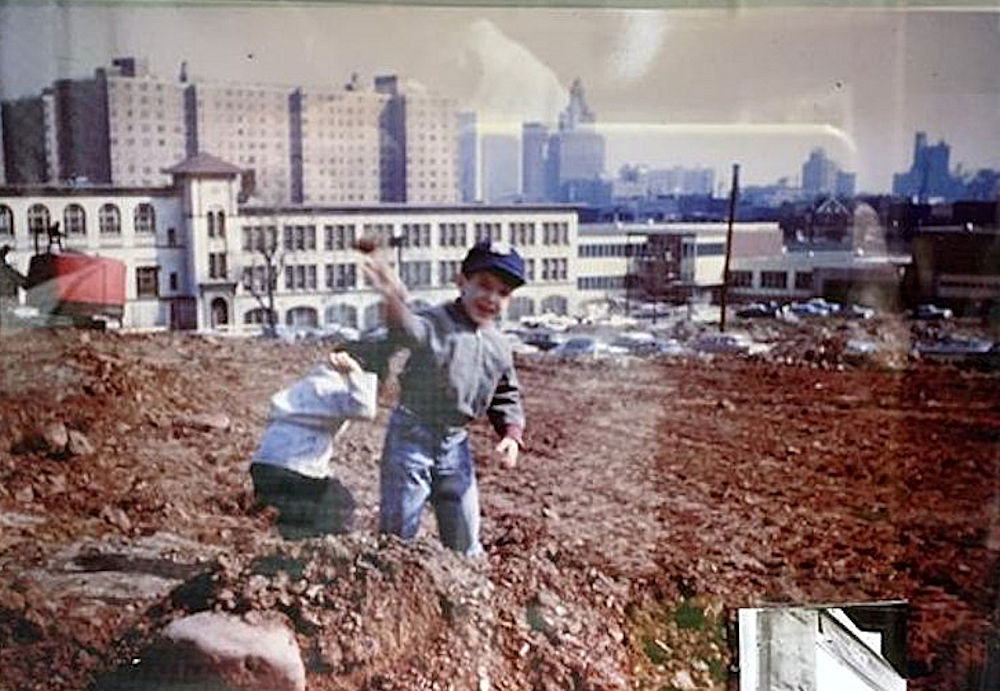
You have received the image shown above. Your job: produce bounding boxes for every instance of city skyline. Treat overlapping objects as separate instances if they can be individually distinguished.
[1,3,997,194]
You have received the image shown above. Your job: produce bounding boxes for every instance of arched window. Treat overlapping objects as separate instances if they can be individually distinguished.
[27,204,50,236]
[0,205,13,236]
[210,298,229,327]
[63,204,86,236]
[134,203,156,234]
[285,306,318,327]
[99,204,121,235]
[325,304,358,328]
[363,302,386,330]
[244,308,275,325]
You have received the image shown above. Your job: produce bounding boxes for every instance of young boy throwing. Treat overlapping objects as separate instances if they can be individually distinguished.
[363,240,527,557]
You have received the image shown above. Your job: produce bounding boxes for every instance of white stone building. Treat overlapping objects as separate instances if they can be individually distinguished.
[0,154,577,333]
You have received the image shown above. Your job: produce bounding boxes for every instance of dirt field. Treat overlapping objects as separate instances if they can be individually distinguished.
[0,324,997,690]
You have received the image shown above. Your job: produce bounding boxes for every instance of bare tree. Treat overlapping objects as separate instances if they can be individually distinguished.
[242,223,284,338]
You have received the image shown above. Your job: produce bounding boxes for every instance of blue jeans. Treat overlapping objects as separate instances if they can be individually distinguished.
[378,408,482,557]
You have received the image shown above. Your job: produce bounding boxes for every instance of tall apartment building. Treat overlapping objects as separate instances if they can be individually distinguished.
[103,58,187,187]
[188,80,292,204]
[1,97,48,184]
[4,58,461,205]
[401,90,459,204]
[522,122,548,202]
[458,111,479,202]
[291,83,386,205]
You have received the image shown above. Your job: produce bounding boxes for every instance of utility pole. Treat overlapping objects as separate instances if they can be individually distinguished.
[719,163,740,333]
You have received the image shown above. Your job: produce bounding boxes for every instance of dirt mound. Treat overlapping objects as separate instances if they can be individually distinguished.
[1,329,997,690]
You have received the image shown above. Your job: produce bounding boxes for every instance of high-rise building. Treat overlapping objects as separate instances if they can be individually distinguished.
[458,112,479,202]
[402,91,459,205]
[1,97,48,184]
[522,122,548,202]
[3,58,460,204]
[99,58,186,187]
[546,79,605,202]
[801,148,840,196]
[289,85,385,205]
[375,75,406,203]
[893,131,960,202]
[481,133,519,203]
[188,80,291,204]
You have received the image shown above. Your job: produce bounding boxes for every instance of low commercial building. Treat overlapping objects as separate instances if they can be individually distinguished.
[0,153,578,332]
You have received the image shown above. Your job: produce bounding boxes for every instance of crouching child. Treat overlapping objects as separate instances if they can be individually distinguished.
[249,352,377,539]
[362,240,527,557]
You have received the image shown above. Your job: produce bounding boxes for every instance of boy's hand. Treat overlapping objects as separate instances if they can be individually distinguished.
[495,437,519,469]
[362,255,407,302]
[329,351,362,375]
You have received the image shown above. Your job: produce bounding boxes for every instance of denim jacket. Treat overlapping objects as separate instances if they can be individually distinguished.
[390,299,525,443]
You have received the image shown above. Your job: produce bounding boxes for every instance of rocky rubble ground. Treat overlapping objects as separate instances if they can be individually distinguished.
[0,326,997,690]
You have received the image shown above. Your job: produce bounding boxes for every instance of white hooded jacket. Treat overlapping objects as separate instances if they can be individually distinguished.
[252,366,377,479]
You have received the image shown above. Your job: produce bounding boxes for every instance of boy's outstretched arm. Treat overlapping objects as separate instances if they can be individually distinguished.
[361,254,429,347]
[488,365,525,469]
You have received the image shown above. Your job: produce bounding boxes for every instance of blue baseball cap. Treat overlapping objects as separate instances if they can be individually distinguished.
[461,241,526,288]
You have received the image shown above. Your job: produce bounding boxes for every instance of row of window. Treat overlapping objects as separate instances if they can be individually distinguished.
[578,276,627,290]
[239,220,571,254]
[234,256,570,294]
[0,203,156,237]
[729,270,813,290]
[578,243,642,258]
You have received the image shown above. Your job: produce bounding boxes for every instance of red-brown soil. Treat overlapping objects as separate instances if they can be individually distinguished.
[0,325,997,690]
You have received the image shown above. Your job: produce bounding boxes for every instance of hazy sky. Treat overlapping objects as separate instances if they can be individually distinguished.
[1,2,997,193]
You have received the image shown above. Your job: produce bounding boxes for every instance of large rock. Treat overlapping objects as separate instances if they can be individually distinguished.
[175,413,231,432]
[41,421,69,455]
[66,429,95,456]
[100,611,305,691]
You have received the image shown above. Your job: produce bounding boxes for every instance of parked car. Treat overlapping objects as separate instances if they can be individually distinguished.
[835,303,876,320]
[736,302,781,319]
[913,304,954,321]
[611,331,658,355]
[502,330,540,355]
[788,302,829,318]
[692,332,755,355]
[914,335,993,360]
[652,338,691,357]
[521,328,565,351]
[551,336,627,359]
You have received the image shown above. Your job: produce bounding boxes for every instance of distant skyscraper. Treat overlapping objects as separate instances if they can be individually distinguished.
[547,78,605,202]
[801,148,839,196]
[458,112,479,202]
[1,97,48,184]
[893,131,960,202]
[103,59,187,187]
[289,86,385,204]
[375,76,458,204]
[481,133,519,203]
[189,80,291,204]
[835,171,856,197]
[521,122,548,202]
